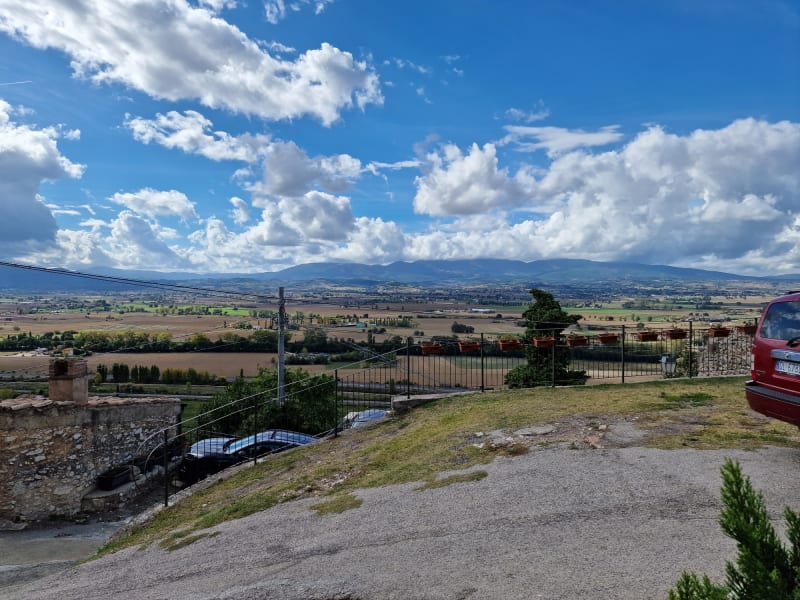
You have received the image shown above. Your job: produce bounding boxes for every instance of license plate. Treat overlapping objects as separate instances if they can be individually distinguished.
[775,360,800,376]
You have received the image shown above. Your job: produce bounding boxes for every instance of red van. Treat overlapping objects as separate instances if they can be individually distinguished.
[745,292,800,427]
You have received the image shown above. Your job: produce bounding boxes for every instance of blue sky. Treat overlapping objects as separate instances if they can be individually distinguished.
[0,0,798,275]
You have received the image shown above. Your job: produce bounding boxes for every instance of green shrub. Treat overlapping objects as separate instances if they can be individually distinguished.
[505,288,585,388]
[669,459,800,599]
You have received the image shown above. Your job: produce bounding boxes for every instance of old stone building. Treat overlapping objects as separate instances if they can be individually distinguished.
[0,358,181,523]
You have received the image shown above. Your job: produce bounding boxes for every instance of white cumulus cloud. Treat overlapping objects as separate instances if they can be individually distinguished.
[110,188,198,220]
[0,99,84,249]
[125,110,270,162]
[326,217,406,263]
[254,141,362,198]
[229,196,250,225]
[0,0,380,125]
[413,143,524,216]
[105,211,187,269]
[402,119,800,275]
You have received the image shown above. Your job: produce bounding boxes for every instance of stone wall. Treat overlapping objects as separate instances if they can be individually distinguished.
[0,397,181,522]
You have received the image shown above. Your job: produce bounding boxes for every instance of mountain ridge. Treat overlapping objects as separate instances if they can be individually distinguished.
[0,259,798,292]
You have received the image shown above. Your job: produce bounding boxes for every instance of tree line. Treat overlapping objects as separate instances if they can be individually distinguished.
[94,363,226,385]
[0,328,408,355]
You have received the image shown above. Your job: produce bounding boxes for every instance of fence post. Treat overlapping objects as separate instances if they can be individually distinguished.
[334,369,339,438]
[252,393,258,466]
[688,321,693,378]
[621,325,626,384]
[163,428,169,507]
[406,337,411,399]
[480,333,485,392]
[550,331,556,388]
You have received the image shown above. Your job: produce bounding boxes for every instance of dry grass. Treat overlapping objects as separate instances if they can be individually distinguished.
[310,493,363,515]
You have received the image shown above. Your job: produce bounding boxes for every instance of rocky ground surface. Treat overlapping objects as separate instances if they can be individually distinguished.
[2,418,798,600]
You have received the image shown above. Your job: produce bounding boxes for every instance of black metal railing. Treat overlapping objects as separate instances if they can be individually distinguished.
[124,323,755,505]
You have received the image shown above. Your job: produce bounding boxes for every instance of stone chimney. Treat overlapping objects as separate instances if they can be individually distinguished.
[49,358,89,404]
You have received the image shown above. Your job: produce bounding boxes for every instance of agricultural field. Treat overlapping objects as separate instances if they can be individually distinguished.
[0,289,771,387]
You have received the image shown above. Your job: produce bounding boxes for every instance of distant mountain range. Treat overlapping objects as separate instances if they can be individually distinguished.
[273,259,747,284]
[0,259,798,293]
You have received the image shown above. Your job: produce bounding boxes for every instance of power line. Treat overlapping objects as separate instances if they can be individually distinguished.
[0,261,284,379]
[0,261,277,302]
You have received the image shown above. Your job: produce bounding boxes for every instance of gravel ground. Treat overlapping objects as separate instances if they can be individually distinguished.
[2,441,799,600]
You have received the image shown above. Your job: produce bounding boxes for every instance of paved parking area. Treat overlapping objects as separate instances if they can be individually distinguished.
[3,443,799,600]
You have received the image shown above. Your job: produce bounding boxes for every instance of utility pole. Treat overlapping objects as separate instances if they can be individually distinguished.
[277,287,286,406]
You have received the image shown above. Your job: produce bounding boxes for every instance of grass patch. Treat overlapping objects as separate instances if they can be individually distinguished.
[655,391,714,409]
[416,470,488,491]
[99,376,800,558]
[310,493,363,514]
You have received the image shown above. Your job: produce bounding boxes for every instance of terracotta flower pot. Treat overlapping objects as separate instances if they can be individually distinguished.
[664,329,687,340]
[708,327,730,338]
[735,324,757,335]
[566,336,589,347]
[533,337,555,348]
[498,339,521,351]
[458,341,481,354]
[421,343,442,355]
[598,333,619,345]
[633,331,659,342]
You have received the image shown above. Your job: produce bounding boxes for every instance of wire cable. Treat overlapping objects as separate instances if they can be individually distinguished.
[0,260,278,302]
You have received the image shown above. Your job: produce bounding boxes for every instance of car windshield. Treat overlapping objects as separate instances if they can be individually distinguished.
[224,433,267,454]
[223,430,316,454]
[761,300,800,341]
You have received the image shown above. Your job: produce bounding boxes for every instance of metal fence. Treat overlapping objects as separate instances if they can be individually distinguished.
[363,322,755,391]
[127,322,755,504]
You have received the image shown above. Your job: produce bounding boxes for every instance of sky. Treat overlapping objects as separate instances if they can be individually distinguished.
[0,0,798,277]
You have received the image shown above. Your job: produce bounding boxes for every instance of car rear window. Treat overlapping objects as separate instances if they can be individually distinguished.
[760,300,800,341]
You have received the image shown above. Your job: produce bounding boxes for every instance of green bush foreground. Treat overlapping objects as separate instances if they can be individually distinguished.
[669,459,800,599]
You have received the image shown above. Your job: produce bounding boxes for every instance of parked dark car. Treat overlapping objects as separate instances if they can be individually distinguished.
[179,430,319,485]
[745,291,800,427]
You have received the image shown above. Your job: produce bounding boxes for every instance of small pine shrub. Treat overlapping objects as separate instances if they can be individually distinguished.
[668,459,800,600]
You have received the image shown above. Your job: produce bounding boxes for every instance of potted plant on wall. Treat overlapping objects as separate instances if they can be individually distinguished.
[633,330,659,342]
[458,340,481,354]
[707,326,730,338]
[420,342,442,355]
[533,336,555,348]
[664,328,687,340]
[598,333,620,345]
[566,335,589,347]
[498,338,522,351]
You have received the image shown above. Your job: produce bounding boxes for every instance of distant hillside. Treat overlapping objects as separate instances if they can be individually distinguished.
[0,259,798,293]
[267,258,752,284]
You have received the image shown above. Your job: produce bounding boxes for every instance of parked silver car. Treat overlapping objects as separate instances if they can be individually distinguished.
[179,430,318,484]
[340,409,390,430]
